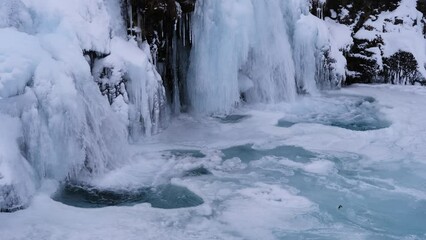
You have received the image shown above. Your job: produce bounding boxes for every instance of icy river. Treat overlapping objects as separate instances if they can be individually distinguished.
[1,85,426,240]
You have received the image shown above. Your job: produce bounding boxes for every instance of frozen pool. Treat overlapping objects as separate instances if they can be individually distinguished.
[1,87,425,240]
[277,95,391,131]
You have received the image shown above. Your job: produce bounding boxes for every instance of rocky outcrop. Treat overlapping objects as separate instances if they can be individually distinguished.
[319,0,426,85]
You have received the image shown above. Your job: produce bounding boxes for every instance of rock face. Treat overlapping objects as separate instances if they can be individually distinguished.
[321,0,426,85]
[124,0,196,113]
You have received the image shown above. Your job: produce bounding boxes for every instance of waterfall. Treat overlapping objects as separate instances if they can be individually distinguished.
[187,0,334,114]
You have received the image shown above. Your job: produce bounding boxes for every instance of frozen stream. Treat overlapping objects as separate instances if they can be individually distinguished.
[1,85,426,240]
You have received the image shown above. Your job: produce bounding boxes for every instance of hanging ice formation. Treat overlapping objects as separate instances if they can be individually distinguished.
[0,0,167,211]
[124,0,195,114]
[187,0,344,114]
[0,0,346,212]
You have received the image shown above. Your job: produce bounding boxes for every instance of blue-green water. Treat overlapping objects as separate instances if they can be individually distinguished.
[218,144,426,239]
[277,95,391,131]
[222,144,316,163]
[214,114,251,123]
[53,183,204,209]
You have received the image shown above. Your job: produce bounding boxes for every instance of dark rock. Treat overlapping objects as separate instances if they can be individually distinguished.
[125,0,196,113]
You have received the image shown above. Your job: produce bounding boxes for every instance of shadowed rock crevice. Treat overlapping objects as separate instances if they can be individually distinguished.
[124,0,196,113]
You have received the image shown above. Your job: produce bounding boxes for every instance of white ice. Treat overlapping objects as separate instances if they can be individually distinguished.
[187,0,347,114]
[0,0,166,209]
[1,85,426,240]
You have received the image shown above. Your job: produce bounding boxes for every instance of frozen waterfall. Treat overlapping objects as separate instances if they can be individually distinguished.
[187,0,337,114]
[0,0,166,211]
[0,0,344,212]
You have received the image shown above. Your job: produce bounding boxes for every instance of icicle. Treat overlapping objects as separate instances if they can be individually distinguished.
[315,0,326,19]
[183,14,186,47]
[172,33,181,113]
[188,15,193,44]
[187,0,298,114]
[127,0,133,35]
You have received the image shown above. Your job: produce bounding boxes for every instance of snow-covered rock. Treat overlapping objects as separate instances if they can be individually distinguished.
[323,0,426,85]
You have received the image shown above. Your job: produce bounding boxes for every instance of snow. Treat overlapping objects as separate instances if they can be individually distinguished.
[0,0,33,31]
[294,14,328,93]
[0,0,166,209]
[93,38,167,139]
[325,17,352,79]
[1,85,426,239]
[0,115,35,211]
[1,0,426,238]
[353,0,426,78]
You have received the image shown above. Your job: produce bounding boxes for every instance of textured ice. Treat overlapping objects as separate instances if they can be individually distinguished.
[168,150,206,159]
[277,94,391,131]
[1,86,426,239]
[187,0,303,113]
[187,0,345,114]
[93,37,167,139]
[0,0,166,210]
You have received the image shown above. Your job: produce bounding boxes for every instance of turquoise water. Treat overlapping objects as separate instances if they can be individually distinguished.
[218,145,426,239]
[214,114,251,123]
[222,144,316,163]
[277,95,391,131]
[53,183,204,209]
